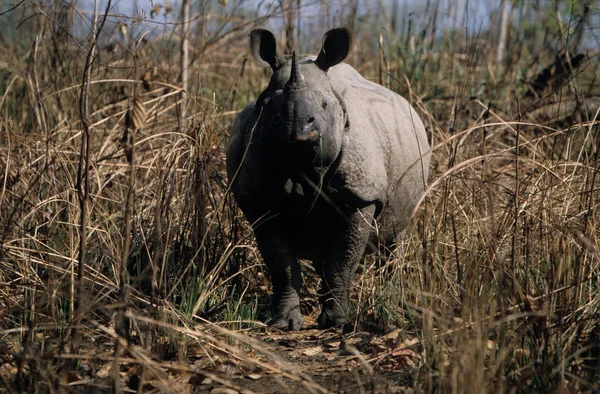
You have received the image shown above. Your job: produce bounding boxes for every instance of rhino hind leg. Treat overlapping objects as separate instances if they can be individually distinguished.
[316,205,376,329]
[255,231,304,330]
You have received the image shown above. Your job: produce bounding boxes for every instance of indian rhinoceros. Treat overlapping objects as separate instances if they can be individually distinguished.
[226,27,430,330]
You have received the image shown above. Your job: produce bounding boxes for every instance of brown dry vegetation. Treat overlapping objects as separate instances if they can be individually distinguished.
[0,1,599,393]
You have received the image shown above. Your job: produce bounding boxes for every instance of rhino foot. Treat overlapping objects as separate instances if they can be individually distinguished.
[317,309,347,329]
[270,308,304,331]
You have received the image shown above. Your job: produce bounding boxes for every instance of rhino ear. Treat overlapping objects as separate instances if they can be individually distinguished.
[315,27,351,72]
[250,29,287,71]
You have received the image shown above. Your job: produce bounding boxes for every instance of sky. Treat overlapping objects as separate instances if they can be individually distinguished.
[3,0,499,32]
[2,1,598,50]
[56,0,502,44]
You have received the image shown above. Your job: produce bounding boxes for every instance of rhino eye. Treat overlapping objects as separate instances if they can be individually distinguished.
[321,101,328,109]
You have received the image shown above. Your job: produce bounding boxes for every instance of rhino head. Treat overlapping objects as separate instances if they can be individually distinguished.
[250,28,351,169]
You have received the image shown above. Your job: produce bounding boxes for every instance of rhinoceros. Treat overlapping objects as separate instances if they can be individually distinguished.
[226,27,430,330]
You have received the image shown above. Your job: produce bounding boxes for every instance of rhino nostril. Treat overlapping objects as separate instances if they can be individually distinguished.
[307,117,315,124]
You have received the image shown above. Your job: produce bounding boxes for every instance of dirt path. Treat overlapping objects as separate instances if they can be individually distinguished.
[210,316,418,394]
[0,315,418,393]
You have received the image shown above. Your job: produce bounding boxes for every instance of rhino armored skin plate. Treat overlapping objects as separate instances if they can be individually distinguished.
[227,27,430,330]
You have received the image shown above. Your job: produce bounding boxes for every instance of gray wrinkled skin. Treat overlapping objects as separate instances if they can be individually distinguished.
[226,28,430,330]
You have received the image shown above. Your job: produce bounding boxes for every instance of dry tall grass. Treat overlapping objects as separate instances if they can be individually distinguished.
[0,1,598,392]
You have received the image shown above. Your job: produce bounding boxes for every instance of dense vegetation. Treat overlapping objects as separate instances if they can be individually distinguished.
[0,1,598,392]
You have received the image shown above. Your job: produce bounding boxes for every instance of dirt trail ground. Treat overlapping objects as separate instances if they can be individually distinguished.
[0,314,418,393]
[180,316,418,394]
[225,320,416,394]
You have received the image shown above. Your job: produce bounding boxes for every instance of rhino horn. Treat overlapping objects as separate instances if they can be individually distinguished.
[285,52,305,91]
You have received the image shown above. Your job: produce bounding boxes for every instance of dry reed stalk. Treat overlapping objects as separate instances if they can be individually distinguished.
[71,0,112,362]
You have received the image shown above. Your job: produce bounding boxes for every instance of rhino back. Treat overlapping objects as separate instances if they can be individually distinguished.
[327,63,430,234]
[226,102,266,218]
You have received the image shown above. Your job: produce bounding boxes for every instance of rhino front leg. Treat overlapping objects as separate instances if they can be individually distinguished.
[317,205,376,329]
[255,231,304,330]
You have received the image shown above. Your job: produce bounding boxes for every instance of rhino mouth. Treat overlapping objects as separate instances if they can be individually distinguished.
[278,122,319,143]
[289,123,319,143]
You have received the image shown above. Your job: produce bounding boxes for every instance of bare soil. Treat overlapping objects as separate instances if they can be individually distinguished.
[188,314,418,394]
[0,313,418,393]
